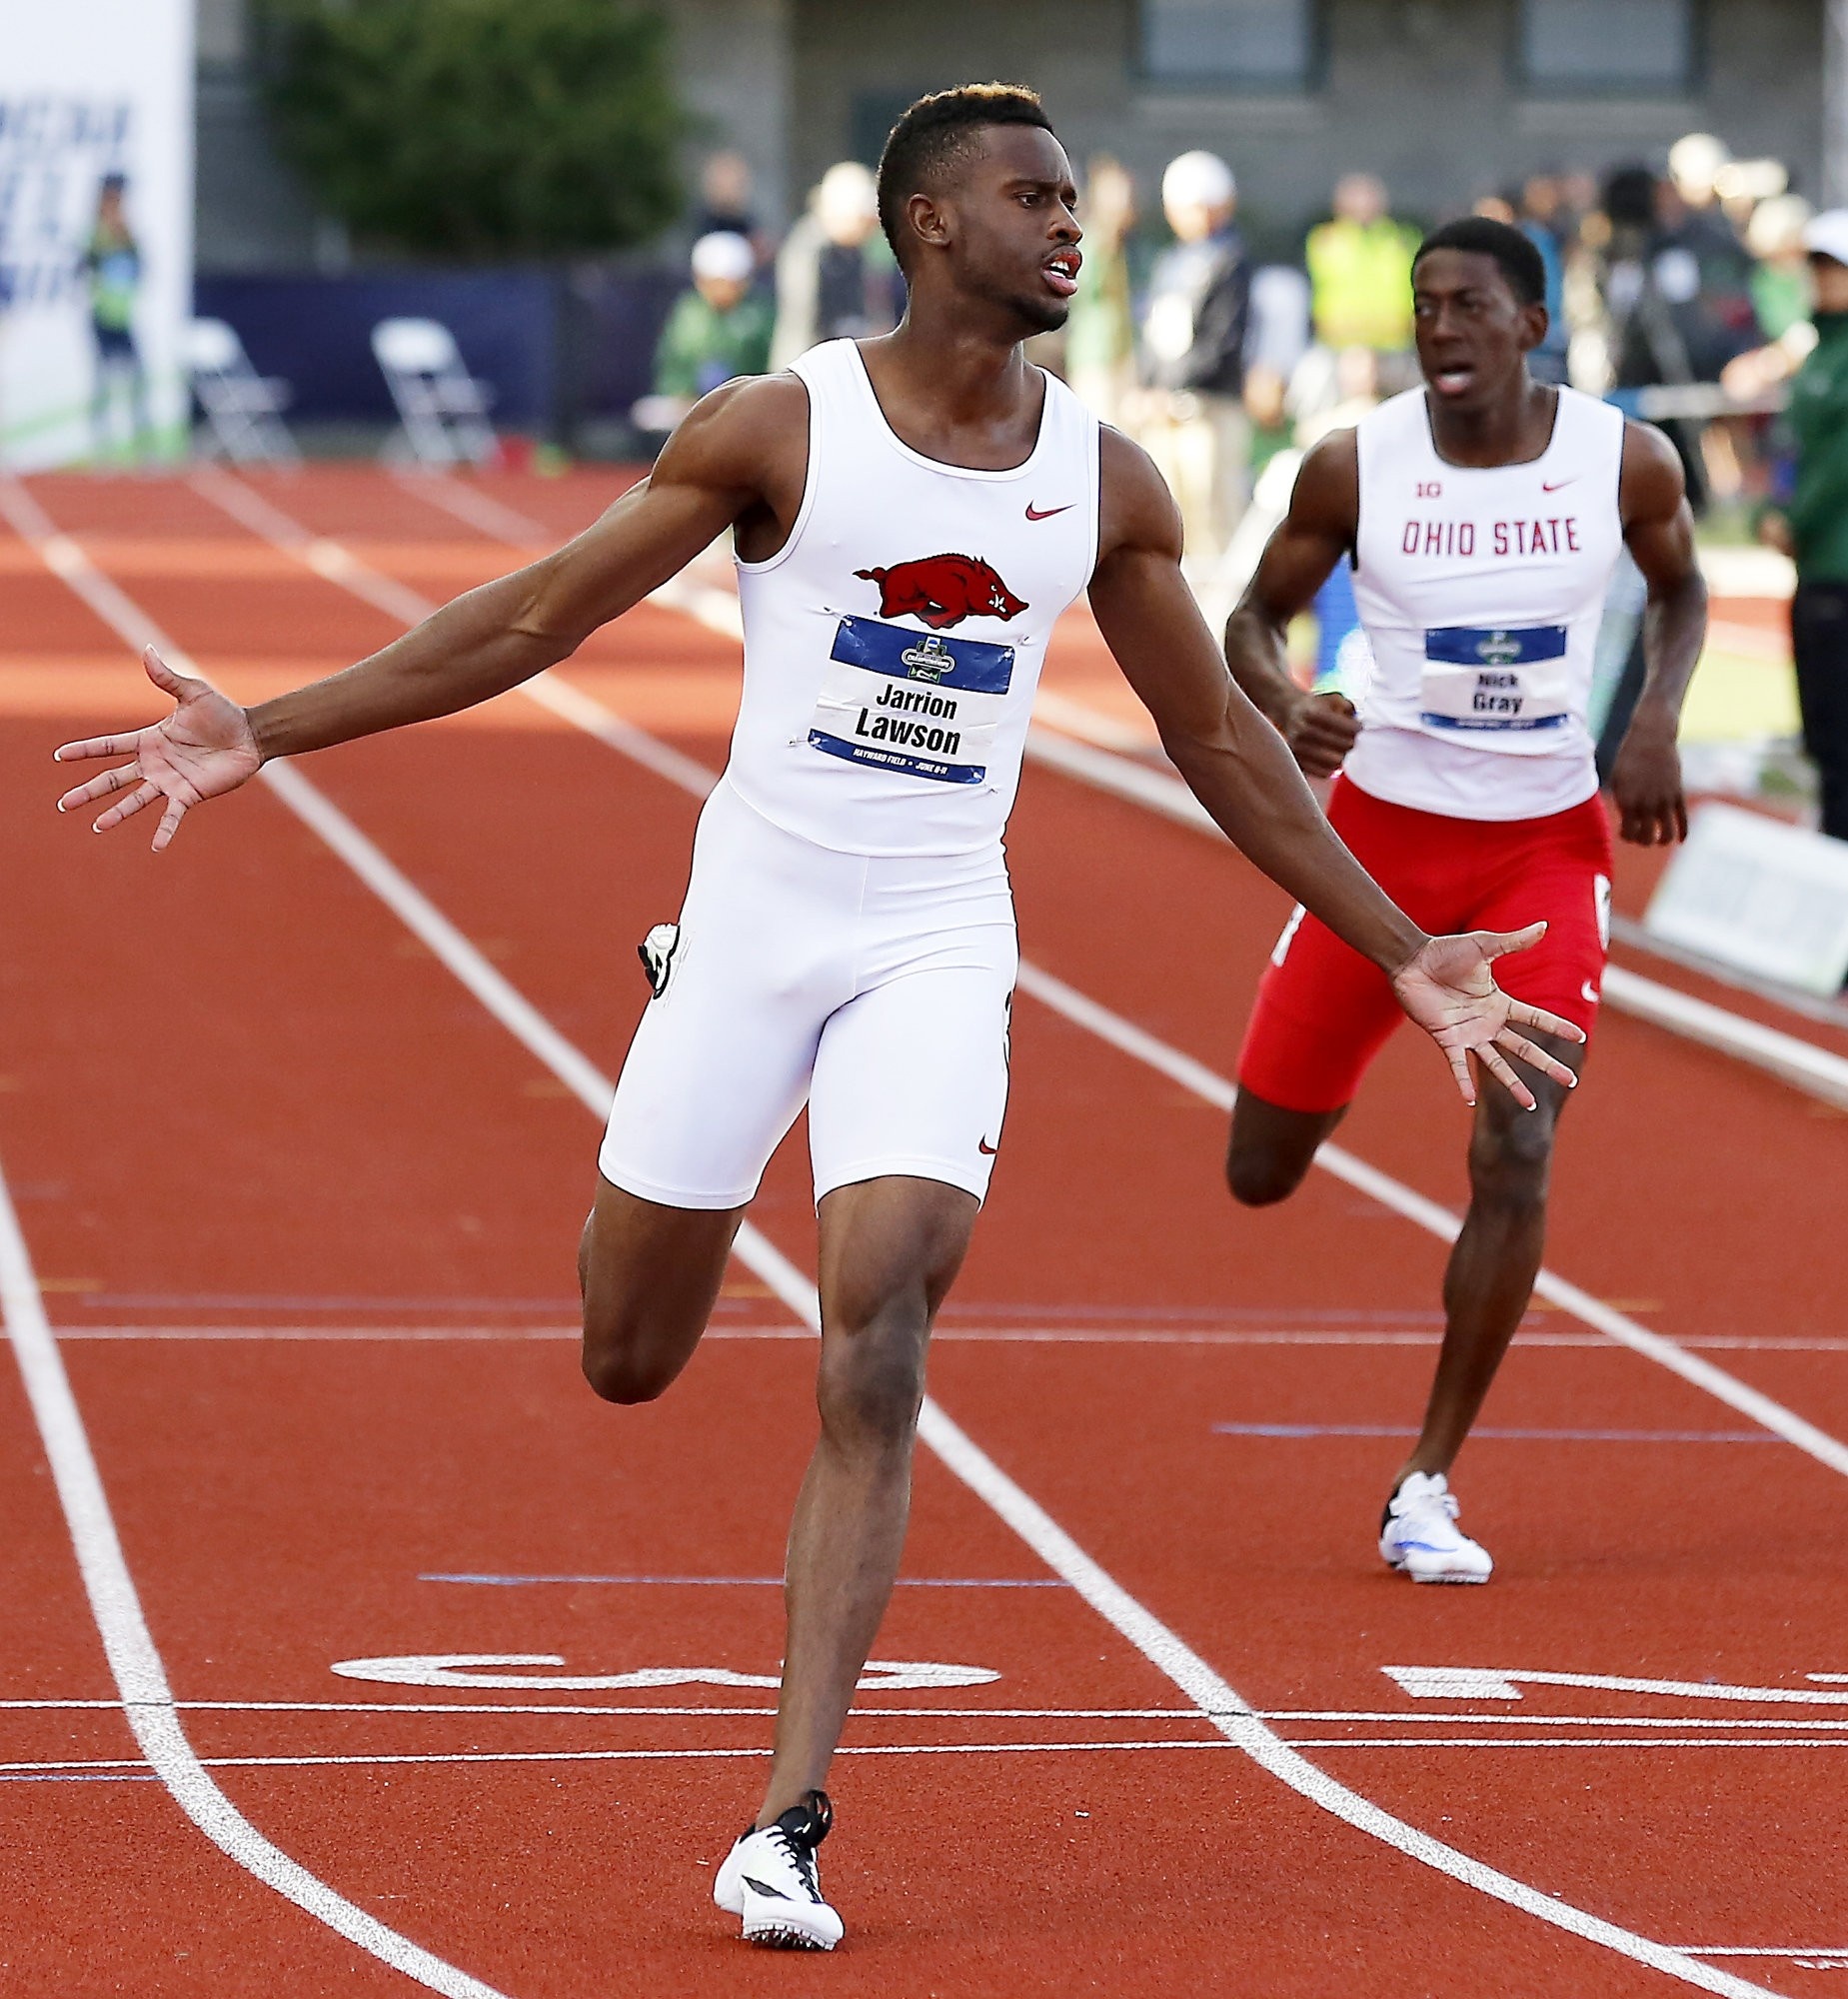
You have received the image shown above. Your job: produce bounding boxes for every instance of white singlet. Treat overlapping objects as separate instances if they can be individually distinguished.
[598,341,1101,1209]
[1343,384,1626,822]
[730,338,1100,856]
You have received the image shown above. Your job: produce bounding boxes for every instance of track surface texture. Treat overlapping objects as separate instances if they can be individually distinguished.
[4,467,1845,1999]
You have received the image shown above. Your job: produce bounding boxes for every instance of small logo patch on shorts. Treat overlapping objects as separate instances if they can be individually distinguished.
[638,922,682,1000]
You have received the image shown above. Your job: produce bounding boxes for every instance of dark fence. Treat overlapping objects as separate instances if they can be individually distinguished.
[194,264,686,442]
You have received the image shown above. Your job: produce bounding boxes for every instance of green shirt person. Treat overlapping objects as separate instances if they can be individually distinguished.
[1306,173,1420,353]
[650,232,774,411]
[1761,211,1848,840]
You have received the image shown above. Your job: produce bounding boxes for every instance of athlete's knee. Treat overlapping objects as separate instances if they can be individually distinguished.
[1225,1137,1311,1207]
[816,1313,928,1454]
[1466,1111,1556,1210]
[579,1329,678,1405]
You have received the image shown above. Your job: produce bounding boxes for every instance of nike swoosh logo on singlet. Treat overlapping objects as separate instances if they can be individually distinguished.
[978,1137,999,1155]
[1025,503,1072,521]
[1540,478,1577,492]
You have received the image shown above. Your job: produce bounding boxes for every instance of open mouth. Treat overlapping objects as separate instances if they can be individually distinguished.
[1043,250,1080,299]
[1430,365,1476,397]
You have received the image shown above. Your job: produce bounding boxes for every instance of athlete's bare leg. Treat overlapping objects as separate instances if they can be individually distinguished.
[578,1174,744,1403]
[757,1173,976,1825]
[1224,1089,1346,1207]
[1393,1029,1584,1485]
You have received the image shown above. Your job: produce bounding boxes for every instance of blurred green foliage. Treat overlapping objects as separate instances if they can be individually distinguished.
[258,0,685,257]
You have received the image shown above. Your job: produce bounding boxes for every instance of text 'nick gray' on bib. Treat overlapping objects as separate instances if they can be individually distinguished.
[809,615,1015,786]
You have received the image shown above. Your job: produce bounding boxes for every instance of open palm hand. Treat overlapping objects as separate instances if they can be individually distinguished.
[55,647,261,852]
[1391,924,1585,1108]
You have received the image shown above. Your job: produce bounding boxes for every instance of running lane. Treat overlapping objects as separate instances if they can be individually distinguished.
[10,470,1843,1995]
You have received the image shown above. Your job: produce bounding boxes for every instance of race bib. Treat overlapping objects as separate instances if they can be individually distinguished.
[1419,624,1570,735]
[809,616,1013,786]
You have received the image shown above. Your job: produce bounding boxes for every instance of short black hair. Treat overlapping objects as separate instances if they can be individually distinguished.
[876,83,1055,270]
[1412,216,1546,307]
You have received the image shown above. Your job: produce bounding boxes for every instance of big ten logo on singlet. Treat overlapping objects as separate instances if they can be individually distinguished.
[1419,625,1570,734]
[807,555,1028,786]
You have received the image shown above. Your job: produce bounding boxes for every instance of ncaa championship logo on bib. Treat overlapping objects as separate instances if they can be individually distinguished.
[1419,624,1571,734]
[807,555,1029,788]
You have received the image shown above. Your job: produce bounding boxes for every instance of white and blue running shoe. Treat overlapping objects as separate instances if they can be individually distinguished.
[713,1789,844,1950]
[1380,1471,1493,1583]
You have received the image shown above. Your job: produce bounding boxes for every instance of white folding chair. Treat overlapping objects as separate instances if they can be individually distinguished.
[186,317,300,467]
[370,317,497,467]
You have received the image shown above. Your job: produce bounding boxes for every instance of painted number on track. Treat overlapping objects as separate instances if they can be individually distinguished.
[331,1653,999,1691]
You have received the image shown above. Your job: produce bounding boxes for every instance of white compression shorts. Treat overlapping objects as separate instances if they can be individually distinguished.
[598,778,1016,1209]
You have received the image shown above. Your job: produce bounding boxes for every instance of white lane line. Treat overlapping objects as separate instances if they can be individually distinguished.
[90,478,1783,1996]
[15,1730,1848,1781]
[0,1160,510,1997]
[6,1698,1845,1732]
[49,1322,1848,1350]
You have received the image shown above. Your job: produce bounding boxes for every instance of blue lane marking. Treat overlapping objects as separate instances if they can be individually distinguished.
[1213,1423,1773,1442]
[419,1573,1068,1587]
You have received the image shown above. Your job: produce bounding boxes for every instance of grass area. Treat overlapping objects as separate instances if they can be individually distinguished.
[1681,643,1800,744]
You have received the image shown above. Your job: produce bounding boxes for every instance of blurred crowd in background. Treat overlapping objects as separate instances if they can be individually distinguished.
[625,129,1848,838]
[641,130,1831,575]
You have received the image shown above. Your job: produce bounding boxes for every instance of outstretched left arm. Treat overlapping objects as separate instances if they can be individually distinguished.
[1087,427,1581,1108]
[1611,420,1708,846]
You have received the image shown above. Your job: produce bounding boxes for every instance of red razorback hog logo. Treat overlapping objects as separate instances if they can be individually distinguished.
[854,554,1028,630]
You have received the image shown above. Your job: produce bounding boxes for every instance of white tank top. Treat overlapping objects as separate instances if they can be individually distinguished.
[727,339,1100,856]
[1343,384,1625,821]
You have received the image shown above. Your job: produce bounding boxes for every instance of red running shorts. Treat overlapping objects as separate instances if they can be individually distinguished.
[1236,775,1614,1115]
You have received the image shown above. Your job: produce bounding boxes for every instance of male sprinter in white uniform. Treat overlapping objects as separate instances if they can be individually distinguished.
[1224,217,1706,1583]
[57,104,1579,1948]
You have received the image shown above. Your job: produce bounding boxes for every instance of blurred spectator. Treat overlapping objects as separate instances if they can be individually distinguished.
[693,150,756,237]
[771,161,901,370]
[84,172,149,460]
[1599,162,1708,508]
[1747,194,1815,344]
[635,231,773,432]
[1655,133,1759,379]
[1305,173,1418,355]
[1519,174,1571,384]
[1761,212,1848,842]
[1242,263,1312,477]
[1139,149,1251,561]
[1064,156,1137,426]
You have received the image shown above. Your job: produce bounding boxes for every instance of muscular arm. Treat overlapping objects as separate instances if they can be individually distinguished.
[1091,426,1420,974]
[1609,419,1706,845]
[248,374,807,759]
[1220,432,1363,777]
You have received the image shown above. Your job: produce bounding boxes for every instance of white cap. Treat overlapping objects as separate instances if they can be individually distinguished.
[691,230,754,283]
[1746,192,1811,259]
[1162,150,1235,213]
[1667,132,1729,195]
[1804,208,1848,268]
[816,160,878,236]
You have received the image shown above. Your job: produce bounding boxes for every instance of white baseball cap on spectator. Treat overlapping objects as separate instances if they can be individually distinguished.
[1804,210,1848,269]
[1161,150,1235,214]
[691,230,755,283]
[1667,132,1729,201]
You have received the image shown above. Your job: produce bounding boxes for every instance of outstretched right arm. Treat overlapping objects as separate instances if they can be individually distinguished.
[1221,429,1363,778]
[55,374,805,848]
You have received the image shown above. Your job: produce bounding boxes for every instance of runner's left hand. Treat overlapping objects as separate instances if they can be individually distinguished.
[1608,717,1688,847]
[1390,925,1585,1109]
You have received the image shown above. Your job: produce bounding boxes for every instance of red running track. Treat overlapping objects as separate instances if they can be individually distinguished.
[2,467,1845,1998]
